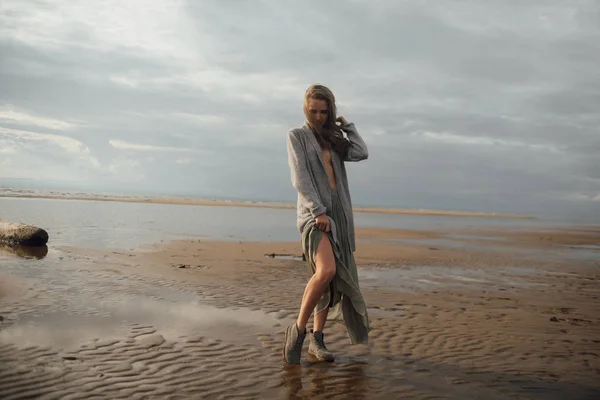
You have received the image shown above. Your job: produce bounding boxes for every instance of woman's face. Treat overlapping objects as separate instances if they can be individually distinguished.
[307,98,328,127]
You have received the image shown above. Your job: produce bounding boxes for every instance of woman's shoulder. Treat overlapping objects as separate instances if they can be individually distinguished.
[287,123,310,140]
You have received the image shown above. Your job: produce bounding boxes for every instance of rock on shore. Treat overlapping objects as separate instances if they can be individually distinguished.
[0,221,49,245]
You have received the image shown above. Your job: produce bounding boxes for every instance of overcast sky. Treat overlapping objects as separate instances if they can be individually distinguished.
[1,0,599,220]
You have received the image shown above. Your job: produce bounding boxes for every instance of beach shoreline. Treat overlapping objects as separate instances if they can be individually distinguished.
[0,192,536,219]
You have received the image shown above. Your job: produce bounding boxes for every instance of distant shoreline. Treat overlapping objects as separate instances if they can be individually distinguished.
[0,193,535,219]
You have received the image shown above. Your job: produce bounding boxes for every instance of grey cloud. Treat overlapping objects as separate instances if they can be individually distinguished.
[0,0,599,221]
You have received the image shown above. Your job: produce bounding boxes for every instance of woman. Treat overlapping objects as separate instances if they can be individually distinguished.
[284,84,370,365]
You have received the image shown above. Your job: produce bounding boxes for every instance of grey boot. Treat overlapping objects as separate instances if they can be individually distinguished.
[283,323,306,364]
[308,330,335,362]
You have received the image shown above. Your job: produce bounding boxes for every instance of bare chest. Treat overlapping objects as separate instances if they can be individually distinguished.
[322,148,333,165]
[321,148,337,188]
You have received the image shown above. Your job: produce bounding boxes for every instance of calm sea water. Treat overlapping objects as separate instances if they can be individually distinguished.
[0,197,590,252]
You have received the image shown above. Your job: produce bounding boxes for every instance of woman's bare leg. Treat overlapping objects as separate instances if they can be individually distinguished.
[313,307,329,332]
[296,235,336,333]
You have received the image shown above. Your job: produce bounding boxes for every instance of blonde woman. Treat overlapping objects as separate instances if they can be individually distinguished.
[284,84,370,364]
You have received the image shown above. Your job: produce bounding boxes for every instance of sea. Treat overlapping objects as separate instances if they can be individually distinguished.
[0,195,594,253]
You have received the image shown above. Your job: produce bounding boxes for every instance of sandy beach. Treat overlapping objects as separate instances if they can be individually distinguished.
[1,224,599,399]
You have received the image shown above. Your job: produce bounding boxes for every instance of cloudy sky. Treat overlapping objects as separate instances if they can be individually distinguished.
[1,0,599,220]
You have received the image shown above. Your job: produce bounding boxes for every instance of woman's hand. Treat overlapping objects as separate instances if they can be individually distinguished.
[336,116,349,127]
[315,214,330,232]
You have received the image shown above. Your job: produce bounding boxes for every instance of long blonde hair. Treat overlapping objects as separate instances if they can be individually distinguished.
[303,84,350,156]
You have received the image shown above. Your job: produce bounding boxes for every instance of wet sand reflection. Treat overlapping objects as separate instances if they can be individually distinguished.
[0,243,48,259]
[282,360,368,399]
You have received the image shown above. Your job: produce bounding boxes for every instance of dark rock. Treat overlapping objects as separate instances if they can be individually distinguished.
[0,221,49,246]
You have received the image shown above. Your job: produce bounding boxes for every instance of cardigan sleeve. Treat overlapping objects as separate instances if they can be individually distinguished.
[342,122,369,162]
[286,131,327,217]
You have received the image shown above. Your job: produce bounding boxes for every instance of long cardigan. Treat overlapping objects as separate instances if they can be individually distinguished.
[286,121,368,252]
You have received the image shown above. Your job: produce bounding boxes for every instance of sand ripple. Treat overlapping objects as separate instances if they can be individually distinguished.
[1,228,599,399]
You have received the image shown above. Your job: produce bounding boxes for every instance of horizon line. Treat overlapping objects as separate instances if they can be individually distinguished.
[0,191,536,220]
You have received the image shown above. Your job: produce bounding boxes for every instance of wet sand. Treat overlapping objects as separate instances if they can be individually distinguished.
[1,226,599,399]
[0,275,27,301]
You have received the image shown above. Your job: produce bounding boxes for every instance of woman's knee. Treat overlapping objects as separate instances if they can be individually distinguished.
[324,265,336,282]
[316,263,336,282]
[315,236,336,283]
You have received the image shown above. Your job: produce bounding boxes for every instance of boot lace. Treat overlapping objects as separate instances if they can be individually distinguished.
[314,335,328,350]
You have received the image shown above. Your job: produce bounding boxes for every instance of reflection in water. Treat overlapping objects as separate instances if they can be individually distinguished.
[282,361,367,399]
[0,295,282,350]
[0,243,48,259]
[282,366,304,398]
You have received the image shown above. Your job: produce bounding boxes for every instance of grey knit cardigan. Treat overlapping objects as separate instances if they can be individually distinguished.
[286,121,368,252]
